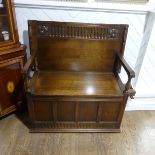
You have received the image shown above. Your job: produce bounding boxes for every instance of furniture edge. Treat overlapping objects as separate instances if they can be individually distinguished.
[29,128,121,133]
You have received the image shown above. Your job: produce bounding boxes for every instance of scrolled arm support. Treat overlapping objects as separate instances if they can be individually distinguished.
[115,53,136,98]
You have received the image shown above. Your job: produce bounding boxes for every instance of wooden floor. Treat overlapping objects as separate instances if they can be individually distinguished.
[0,111,155,155]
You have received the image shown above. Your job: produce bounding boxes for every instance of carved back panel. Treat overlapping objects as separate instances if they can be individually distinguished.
[28,20,128,72]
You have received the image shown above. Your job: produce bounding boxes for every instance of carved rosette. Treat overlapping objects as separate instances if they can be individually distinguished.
[38,24,50,36]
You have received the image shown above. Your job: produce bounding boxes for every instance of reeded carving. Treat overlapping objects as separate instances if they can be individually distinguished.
[38,23,120,40]
[35,122,110,129]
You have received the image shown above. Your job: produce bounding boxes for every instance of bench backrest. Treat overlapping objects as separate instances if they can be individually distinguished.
[28,20,128,72]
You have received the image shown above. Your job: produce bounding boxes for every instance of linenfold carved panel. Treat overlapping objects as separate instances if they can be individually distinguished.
[38,23,120,40]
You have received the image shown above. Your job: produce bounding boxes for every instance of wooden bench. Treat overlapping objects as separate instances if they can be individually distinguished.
[23,20,135,132]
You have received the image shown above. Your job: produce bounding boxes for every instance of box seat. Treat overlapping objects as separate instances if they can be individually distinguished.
[23,21,135,132]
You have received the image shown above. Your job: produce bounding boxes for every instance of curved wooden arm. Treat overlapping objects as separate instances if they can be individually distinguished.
[114,53,136,98]
[116,53,135,78]
[22,54,36,92]
[22,54,36,75]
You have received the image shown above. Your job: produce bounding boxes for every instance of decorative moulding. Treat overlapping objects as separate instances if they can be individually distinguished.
[13,0,151,14]
[37,22,121,40]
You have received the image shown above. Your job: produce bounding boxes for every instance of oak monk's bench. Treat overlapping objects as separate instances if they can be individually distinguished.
[23,20,136,132]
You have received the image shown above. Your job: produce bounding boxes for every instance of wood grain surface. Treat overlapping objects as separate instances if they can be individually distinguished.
[28,21,128,72]
[0,111,155,155]
[30,71,122,97]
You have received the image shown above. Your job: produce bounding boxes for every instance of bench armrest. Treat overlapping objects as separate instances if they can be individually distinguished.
[116,53,135,78]
[22,54,36,92]
[23,54,36,75]
[114,53,136,98]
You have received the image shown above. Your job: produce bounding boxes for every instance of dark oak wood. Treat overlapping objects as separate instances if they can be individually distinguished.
[30,72,123,97]
[0,0,26,117]
[24,20,135,132]
[28,21,127,72]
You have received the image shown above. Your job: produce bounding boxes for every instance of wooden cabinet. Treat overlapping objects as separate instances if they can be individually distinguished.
[0,0,26,117]
[0,0,19,50]
[0,46,26,117]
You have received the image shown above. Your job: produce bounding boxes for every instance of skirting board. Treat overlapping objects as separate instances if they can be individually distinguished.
[126,98,155,111]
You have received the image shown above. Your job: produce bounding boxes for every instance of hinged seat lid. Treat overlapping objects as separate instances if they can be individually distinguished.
[30,71,123,97]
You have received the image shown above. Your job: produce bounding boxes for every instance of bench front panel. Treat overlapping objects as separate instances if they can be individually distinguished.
[28,97,124,131]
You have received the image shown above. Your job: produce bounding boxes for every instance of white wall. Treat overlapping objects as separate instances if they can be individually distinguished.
[127,11,155,111]
[135,13,155,97]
